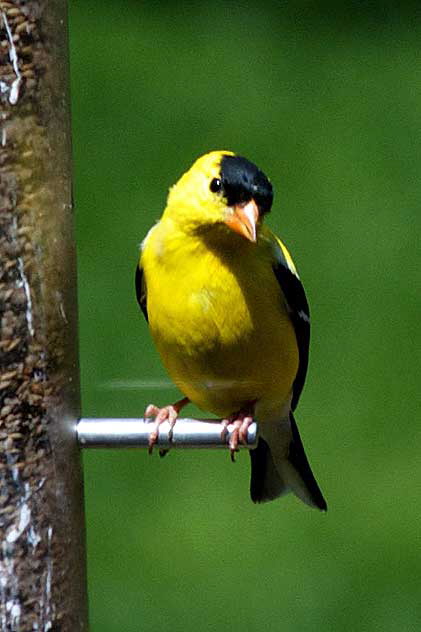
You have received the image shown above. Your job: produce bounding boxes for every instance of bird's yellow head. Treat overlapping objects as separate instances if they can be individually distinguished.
[163,150,273,243]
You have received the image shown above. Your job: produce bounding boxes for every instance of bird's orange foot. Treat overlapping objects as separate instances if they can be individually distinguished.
[144,397,189,454]
[221,403,256,462]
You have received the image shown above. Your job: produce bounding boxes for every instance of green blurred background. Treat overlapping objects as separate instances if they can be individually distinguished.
[68,2,421,630]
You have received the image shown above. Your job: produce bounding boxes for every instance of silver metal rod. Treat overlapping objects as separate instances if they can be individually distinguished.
[77,418,258,449]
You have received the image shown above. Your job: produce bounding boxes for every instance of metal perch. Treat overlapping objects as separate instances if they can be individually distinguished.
[77,418,259,449]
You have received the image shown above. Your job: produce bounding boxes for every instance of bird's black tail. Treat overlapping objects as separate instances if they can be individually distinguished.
[249,412,327,510]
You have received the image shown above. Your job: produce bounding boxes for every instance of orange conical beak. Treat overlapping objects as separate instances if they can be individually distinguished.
[224,199,259,243]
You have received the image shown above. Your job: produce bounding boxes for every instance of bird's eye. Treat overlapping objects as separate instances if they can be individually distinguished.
[210,178,222,193]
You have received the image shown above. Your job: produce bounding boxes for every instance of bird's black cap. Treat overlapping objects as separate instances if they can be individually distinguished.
[220,154,273,215]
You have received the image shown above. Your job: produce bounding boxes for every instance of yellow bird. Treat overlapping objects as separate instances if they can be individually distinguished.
[136,150,327,509]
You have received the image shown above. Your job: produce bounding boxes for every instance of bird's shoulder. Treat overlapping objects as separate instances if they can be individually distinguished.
[258,226,298,276]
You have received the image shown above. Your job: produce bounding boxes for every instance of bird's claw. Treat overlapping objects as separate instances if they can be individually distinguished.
[144,403,179,454]
[221,409,255,462]
[144,397,189,454]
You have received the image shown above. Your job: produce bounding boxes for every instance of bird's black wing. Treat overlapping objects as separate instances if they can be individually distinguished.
[135,264,148,322]
[272,242,310,410]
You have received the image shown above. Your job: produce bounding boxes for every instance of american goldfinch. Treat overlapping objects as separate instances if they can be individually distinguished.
[136,151,327,509]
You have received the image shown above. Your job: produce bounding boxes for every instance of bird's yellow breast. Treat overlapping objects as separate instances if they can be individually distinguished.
[141,220,299,417]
